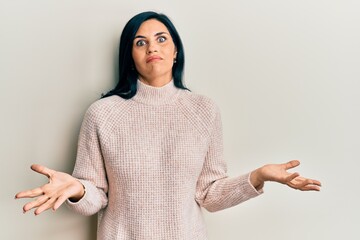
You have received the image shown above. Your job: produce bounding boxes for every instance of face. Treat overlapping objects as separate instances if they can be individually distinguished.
[132,19,177,86]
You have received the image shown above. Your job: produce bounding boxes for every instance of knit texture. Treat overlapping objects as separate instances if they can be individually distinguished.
[66,80,262,240]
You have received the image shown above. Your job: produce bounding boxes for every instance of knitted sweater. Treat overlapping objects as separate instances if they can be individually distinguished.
[66,80,262,240]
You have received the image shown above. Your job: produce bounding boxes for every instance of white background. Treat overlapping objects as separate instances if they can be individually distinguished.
[1,0,359,239]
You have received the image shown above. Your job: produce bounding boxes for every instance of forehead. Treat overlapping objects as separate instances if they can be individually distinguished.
[135,19,170,36]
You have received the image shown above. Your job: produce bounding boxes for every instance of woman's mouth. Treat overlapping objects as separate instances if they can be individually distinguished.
[146,56,162,63]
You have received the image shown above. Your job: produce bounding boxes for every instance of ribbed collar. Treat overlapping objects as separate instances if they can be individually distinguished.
[132,80,180,105]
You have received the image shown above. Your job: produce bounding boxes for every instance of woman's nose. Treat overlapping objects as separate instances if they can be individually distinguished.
[147,41,158,54]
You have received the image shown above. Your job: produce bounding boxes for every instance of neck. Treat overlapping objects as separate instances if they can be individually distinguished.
[138,75,172,87]
[132,79,180,105]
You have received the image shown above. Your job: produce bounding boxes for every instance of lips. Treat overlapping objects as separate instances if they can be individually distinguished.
[146,55,162,63]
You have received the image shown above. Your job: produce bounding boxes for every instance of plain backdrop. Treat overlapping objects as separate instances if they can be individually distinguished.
[1,0,359,239]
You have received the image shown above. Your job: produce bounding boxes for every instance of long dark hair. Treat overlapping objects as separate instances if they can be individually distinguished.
[102,11,186,99]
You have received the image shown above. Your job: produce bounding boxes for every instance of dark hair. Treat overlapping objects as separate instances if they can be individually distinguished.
[102,11,186,99]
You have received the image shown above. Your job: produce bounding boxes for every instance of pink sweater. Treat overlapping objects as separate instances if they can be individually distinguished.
[66,80,262,239]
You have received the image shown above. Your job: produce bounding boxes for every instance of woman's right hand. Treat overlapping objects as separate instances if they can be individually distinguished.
[15,164,85,215]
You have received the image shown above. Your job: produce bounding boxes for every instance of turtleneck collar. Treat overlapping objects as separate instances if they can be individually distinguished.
[132,80,180,105]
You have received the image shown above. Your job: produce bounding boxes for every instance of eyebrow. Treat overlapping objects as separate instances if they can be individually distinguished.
[134,32,169,39]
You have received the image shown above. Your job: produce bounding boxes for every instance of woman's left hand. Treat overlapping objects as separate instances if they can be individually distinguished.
[250,160,321,191]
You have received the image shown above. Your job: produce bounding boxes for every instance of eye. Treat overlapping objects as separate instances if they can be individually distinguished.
[157,36,167,43]
[135,39,147,46]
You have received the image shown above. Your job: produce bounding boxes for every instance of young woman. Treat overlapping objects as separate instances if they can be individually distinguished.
[16,11,321,239]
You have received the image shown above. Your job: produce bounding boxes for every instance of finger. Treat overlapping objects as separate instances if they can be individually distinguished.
[284,160,300,170]
[31,164,56,178]
[34,196,57,215]
[294,181,320,191]
[294,177,321,187]
[301,179,322,191]
[23,195,51,213]
[15,187,44,199]
[53,195,68,211]
[311,179,322,186]
[289,177,319,191]
[284,172,300,183]
[301,184,321,191]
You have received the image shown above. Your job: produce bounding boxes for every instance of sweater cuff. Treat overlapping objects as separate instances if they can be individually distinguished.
[65,180,107,216]
[244,172,264,196]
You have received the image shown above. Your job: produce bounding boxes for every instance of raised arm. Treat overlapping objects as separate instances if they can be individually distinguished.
[16,102,110,216]
[195,103,321,212]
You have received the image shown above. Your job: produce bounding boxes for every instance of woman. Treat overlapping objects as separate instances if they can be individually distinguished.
[15,11,321,239]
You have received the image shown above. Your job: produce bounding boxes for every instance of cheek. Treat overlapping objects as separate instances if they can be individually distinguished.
[165,47,176,59]
[131,50,138,62]
[132,52,143,68]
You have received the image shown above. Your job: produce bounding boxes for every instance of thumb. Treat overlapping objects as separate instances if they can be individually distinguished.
[30,164,56,178]
[284,160,300,170]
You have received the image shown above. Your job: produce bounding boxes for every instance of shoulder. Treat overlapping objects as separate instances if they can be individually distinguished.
[83,95,128,126]
[176,90,221,137]
[178,90,220,119]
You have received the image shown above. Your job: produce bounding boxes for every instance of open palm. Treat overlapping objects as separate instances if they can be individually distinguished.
[260,160,321,191]
[15,164,84,215]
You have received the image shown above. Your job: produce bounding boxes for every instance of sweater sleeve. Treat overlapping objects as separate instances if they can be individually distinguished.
[65,104,109,216]
[195,106,263,212]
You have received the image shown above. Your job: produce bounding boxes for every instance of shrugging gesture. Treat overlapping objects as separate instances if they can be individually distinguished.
[15,164,85,215]
[250,160,321,191]
[16,160,321,216]
[15,14,321,238]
